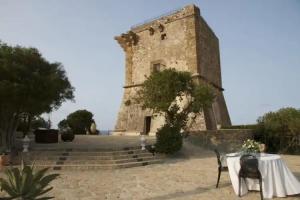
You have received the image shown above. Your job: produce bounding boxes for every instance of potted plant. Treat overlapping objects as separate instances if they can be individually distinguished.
[0,149,10,166]
[61,127,75,142]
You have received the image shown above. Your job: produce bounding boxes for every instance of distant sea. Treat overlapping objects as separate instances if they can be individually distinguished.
[99,130,111,135]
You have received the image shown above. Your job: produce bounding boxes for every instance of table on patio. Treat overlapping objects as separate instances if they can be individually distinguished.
[226,153,300,199]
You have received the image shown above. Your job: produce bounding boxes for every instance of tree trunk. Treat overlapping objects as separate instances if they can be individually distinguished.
[0,128,7,149]
[0,113,19,151]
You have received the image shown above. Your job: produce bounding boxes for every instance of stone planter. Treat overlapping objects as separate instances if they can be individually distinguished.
[34,129,58,143]
[61,133,75,142]
[60,128,75,142]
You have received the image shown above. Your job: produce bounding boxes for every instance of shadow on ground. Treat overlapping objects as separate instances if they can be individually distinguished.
[143,183,231,200]
[293,172,300,180]
[160,138,215,165]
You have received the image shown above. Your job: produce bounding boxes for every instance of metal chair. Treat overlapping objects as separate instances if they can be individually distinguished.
[214,149,228,188]
[238,154,263,200]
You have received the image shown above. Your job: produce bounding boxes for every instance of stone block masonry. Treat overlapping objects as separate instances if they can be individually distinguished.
[113,4,231,136]
[188,129,254,152]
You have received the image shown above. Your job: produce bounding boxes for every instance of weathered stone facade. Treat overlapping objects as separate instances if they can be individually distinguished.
[113,4,231,136]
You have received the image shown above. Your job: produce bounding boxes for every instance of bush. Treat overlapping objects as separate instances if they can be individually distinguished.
[254,107,300,154]
[66,110,94,135]
[155,124,182,154]
[58,119,68,130]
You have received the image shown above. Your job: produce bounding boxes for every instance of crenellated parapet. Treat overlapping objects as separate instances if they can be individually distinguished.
[115,31,139,85]
[114,31,139,51]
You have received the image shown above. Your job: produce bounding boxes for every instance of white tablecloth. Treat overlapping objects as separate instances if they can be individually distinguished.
[226,153,300,199]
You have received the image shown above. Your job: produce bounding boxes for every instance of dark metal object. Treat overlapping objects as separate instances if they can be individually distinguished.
[34,129,58,143]
[238,154,263,200]
[214,149,228,188]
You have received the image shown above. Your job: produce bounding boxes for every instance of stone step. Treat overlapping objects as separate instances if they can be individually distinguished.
[29,156,158,165]
[13,146,164,170]
[30,159,163,170]
[28,149,148,156]
[29,146,141,152]
[28,152,155,161]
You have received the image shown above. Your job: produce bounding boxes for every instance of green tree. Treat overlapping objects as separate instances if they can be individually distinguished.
[255,107,300,153]
[66,109,94,134]
[136,69,215,153]
[137,69,215,129]
[58,119,69,130]
[0,41,74,150]
[17,116,48,133]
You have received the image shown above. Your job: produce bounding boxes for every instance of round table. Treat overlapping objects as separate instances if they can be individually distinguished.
[226,153,300,199]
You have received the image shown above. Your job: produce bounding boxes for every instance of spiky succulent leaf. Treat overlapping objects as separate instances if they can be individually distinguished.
[0,178,18,197]
[39,174,59,189]
[36,186,53,197]
[20,165,34,195]
[5,169,18,195]
[11,167,21,194]
[35,197,55,200]
[33,167,50,183]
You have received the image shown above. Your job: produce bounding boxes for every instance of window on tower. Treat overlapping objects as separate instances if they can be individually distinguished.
[151,61,166,73]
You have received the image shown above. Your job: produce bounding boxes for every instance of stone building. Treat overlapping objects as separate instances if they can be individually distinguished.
[113,4,231,136]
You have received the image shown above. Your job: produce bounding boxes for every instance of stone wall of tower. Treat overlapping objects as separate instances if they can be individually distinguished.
[113,4,231,136]
[128,5,199,86]
[195,13,231,128]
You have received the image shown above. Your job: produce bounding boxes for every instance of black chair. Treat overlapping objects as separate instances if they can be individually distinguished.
[214,149,228,188]
[238,154,263,200]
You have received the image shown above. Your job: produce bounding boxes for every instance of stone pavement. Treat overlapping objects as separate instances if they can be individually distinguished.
[47,148,300,200]
[1,136,300,200]
[30,135,156,150]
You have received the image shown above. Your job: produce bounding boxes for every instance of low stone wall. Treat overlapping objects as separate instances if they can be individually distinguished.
[187,129,253,153]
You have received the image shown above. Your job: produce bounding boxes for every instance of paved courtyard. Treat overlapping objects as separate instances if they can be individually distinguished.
[1,136,300,200]
[29,135,156,150]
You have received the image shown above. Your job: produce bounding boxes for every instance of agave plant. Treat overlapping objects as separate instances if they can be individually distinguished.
[0,162,59,200]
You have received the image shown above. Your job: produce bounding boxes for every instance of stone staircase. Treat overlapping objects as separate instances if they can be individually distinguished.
[21,147,164,170]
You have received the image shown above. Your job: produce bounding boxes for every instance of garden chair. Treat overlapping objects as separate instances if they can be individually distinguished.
[238,154,263,200]
[214,149,228,188]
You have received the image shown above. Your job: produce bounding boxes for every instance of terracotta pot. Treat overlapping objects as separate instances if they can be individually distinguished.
[0,155,10,166]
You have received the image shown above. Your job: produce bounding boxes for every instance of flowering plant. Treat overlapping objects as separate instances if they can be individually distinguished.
[241,139,260,153]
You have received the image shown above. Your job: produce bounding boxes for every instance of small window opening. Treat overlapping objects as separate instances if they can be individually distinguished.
[161,33,167,40]
[152,63,165,73]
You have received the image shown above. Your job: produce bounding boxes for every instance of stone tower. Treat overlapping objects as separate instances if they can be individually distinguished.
[113,4,231,136]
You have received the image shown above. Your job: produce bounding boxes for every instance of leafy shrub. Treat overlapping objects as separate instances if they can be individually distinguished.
[155,124,182,154]
[66,110,94,134]
[254,107,300,154]
[61,128,75,142]
[136,68,214,131]
[58,119,68,130]
[0,162,59,199]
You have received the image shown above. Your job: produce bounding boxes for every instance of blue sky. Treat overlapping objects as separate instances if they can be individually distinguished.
[0,0,299,129]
